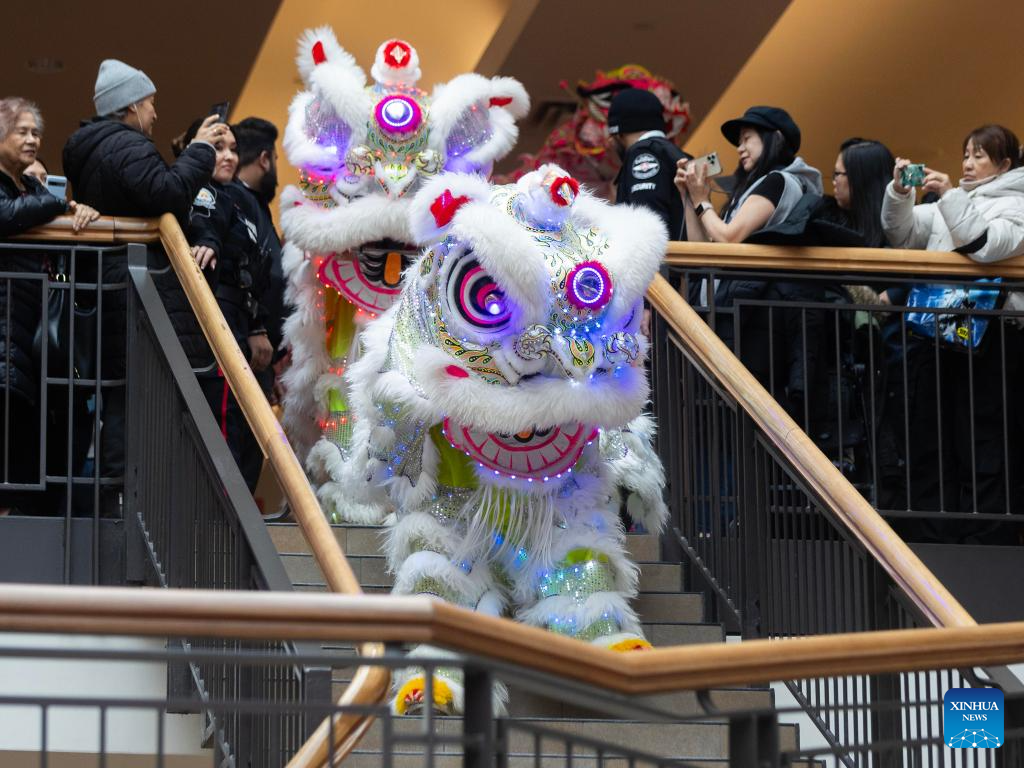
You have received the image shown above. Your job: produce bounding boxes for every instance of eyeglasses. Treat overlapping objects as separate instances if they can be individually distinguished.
[831,170,848,180]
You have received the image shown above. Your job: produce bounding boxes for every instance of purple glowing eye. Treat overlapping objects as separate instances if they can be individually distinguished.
[448,257,512,330]
[375,95,422,134]
[566,261,612,310]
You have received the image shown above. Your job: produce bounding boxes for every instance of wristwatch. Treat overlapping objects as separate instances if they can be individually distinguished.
[695,201,713,218]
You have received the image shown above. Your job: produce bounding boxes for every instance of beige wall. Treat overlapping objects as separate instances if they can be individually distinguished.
[685,0,1024,191]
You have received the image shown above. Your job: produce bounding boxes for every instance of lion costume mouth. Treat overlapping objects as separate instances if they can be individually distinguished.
[442,418,597,480]
[316,240,417,314]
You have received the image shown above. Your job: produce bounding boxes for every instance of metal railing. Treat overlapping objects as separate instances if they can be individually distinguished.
[3,586,1024,767]
[0,236,130,584]
[665,242,1024,530]
[648,247,1024,765]
[124,241,332,763]
[0,217,374,765]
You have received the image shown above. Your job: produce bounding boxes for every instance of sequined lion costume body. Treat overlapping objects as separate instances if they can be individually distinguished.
[344,166,669,714]
[279,27,528,522]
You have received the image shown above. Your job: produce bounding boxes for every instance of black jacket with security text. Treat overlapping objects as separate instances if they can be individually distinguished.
[614,134,689,240]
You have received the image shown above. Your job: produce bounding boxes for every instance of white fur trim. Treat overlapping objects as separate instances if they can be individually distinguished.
[573,195,667,316]
[407,172,493,245]
[428,74,529,169]
[385,511,459,567]
[412,345,649,434]
[371,39,421,86]
[603,414,669,534]
[517,591,642,637]
[282,191,414,254]
[295,27,364,86]
[392,550,487,607]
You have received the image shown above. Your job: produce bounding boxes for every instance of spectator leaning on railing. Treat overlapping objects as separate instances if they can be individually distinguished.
[881,124,1024,530]
[60,60,224,512]
[674,106,826,418]
[0,97,98,515]
[179,117,270,493]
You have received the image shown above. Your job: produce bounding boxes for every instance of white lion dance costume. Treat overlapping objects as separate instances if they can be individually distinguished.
[344,166,669,714]
[279,27,528,522]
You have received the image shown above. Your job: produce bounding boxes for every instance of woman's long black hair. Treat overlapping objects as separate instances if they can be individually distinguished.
[839,138,894,249]
[720,126,796,220]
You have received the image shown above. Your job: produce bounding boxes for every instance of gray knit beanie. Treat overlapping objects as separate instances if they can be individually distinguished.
[93,59,156,116]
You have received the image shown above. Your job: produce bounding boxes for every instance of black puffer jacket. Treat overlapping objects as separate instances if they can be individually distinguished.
[186,181,268,370]
[0,171,68,403]
[62,119,214,377]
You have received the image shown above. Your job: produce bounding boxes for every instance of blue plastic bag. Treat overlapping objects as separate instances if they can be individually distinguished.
[905,279,1002,350]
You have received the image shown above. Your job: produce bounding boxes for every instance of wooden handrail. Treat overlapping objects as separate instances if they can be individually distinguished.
[13,215,161,244]
[665,240,1024,278]
[9,215,387,765]
[154,215,387,766]
[0,584,1019,693]
[647,274,975,630]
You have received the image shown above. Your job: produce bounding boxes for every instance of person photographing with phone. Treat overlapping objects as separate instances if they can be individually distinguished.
[61,59,223,515]
[881,124,1024,532]
[674,105,826,420]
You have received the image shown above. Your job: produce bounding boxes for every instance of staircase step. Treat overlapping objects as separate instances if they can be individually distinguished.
[350,716,799,759]
[270,523,663,564]
[634,592,704,623]
[506,685,773,719]
[282,553,682,594]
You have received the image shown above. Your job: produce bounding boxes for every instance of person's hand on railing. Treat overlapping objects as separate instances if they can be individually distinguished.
[66,201,100,233]
[191,245,216,270]
[248,331,273,371]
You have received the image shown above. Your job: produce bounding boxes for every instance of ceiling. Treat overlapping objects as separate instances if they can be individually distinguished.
[5,1,283,173]
[15,0,1020,215]
[686,0,1024,192]
[493,0,792,173]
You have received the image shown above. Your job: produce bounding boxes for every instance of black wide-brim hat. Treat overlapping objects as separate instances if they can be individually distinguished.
[721,106,800,153]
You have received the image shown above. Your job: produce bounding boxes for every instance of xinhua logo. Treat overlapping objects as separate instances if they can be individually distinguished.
[944,688,1003,749]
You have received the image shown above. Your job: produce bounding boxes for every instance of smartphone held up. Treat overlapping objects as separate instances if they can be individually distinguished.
[691,151,723,178]
[900,163,927,188]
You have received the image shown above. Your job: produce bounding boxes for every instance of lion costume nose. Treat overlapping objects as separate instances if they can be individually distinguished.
[512,324,640,380]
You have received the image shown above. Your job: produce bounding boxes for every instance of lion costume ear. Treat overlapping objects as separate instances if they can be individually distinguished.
[428,74,529,175]
[284,27,372,182]
[408,173,493,244]
[295,26,363,85]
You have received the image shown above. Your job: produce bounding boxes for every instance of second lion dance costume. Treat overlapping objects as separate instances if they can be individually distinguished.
[280,27,669,716]
[279,28,528,522]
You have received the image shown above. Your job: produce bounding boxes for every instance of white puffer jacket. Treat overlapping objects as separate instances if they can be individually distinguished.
[881,167,1024,263]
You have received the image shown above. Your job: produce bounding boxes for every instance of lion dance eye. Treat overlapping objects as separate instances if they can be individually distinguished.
[565,261,612,310]
[449,257,512,329]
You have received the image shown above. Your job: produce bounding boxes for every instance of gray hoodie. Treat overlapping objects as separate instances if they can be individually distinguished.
[726,157,824,227]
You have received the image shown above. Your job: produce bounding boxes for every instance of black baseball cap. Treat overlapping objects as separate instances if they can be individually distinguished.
[721,106,801,153]
[607,88,665,136]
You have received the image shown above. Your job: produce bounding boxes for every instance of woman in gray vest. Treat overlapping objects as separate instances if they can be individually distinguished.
[674,106,825,421]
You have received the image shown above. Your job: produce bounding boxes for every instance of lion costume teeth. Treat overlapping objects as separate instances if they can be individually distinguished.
[344,165,670,714]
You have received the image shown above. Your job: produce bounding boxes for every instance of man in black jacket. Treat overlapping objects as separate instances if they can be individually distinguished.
[61,59,223,510]
[608,88,688,241]
[230,117,285,490]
